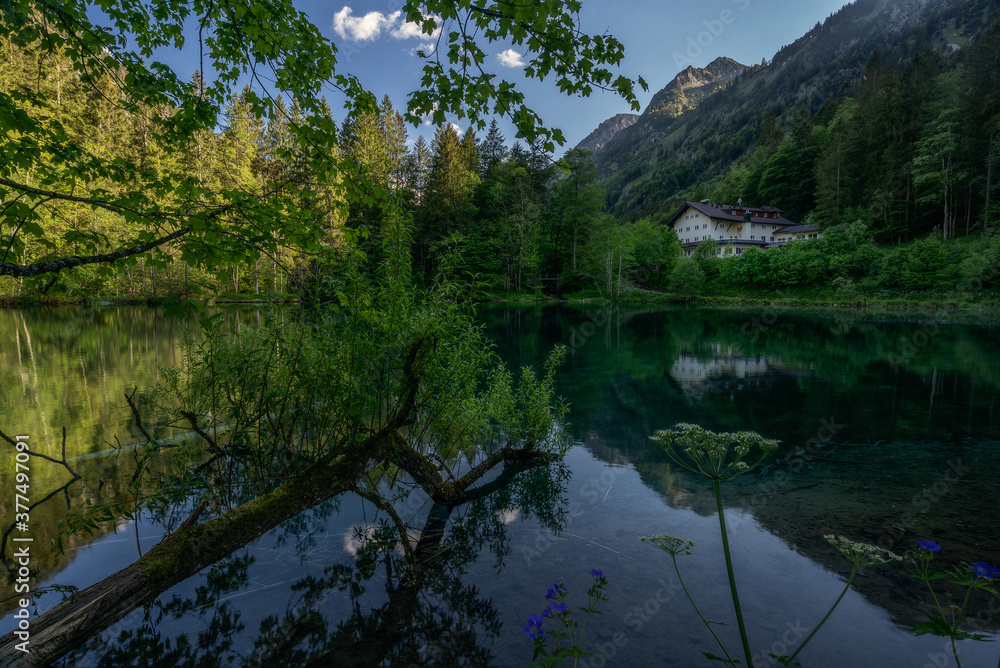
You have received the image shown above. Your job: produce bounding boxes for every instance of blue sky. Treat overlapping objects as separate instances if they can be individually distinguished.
[156,0,852,153]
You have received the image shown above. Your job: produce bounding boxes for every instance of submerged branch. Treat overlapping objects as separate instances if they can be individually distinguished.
[0,337,434,667]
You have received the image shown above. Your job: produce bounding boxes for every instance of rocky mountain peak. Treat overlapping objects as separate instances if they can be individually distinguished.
[574,113,639,153]
[646,56,748,115]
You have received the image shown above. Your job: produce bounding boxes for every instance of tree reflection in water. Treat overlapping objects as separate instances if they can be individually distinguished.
[65,458,570,667]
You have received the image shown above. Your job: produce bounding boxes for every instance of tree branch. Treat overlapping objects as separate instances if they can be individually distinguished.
[0,225,193,278]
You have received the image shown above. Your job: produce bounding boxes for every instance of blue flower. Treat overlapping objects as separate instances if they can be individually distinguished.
[972,561,999,579]
[589,569,604,578]
[523,613,544,638]
[543,602,567,617]
[917,540,942,553]
[545,583,565,600]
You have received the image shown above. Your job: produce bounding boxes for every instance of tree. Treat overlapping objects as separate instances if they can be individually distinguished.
[473,159,543,292]
[341,95,410,271]
[961,20,1000,234]
[480,118,509,177]
[814,100,858,225]
[418,124,480,273]
[628,217,680,288]
[342,95,409,193]
[404,134,432,208]
[913,70,967,240]
[0,0,645,283]
[584,215,634,298]
[0,223,571,663]
[548,149,605,277]
[669,259,705,296]
[730,247,769,287]
[758,107,822,221]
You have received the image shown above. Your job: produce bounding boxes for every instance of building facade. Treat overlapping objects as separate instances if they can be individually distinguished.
[667,201,822,256]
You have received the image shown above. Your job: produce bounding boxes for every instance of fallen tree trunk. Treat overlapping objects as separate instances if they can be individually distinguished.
[0,338,431,667]
[0,433,403,667]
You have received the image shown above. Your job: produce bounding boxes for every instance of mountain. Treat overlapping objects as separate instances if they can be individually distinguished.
[574,113,638,154]
[643,56,749,119]
[586,0,1000,220]
[576,57,749,159]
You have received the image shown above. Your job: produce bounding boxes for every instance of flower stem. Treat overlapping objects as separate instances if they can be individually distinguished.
[786,565,857,663]
[923,572,946,621]
[574,590,597,668]
[574,610,591,668]
[714,478,754,668]
[946,586,974,668]
[671,553,737,666]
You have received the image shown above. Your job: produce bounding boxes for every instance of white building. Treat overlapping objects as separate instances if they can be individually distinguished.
[667,201,822,257]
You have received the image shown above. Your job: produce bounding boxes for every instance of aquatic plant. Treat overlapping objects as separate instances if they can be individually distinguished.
[643,425,912,667]
[769,535,904,664]
[646,424,779,666]
[908,540,999,668]
[525,569,609,667]
[639,534,736,665]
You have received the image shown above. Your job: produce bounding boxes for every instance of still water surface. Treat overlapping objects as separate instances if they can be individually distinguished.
[1,304,998,666]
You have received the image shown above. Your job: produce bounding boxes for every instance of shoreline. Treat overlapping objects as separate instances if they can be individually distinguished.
[1,292,998,312]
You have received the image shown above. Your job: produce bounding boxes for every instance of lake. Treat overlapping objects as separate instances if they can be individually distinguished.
[1,303,998,666]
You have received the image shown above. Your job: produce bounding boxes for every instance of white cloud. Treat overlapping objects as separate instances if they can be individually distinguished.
[390,11,441,40]
[333,7,388,41]
[497,49,525,68]
[333,6,441,43]
[450,123,464,136]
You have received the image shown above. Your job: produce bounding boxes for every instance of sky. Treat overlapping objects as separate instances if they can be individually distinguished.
[154,0,853,154]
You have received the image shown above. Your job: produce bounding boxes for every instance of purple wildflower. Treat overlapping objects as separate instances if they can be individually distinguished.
[917,540,942,553]
[972,561,999,579]
[523,613,544,638]
[543,602,567,617]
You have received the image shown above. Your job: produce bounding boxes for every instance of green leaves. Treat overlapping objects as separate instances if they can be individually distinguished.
[913,617,991,642]
[1,0,645,292]
[401,0,644,151]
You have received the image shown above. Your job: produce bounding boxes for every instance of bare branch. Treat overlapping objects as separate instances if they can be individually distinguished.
[0,427,81,479]
[124,388,155,444]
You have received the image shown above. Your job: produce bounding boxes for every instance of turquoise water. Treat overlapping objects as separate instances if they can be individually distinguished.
[1,304,998,666]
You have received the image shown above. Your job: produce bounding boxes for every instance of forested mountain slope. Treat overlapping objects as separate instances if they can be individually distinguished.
[591,0,1000,232]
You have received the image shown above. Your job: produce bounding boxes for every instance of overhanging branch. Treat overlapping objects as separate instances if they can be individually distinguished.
[0,225,193,277]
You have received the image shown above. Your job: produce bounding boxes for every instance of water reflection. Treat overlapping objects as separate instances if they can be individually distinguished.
[669,348,800,400]
[61,459,570,667]
[0,306,289,615]
[479,304,1000,656]
[3,304,1000,666]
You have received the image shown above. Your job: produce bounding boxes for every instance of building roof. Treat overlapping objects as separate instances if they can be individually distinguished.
[668,201,798,228]
[774,224,820,235]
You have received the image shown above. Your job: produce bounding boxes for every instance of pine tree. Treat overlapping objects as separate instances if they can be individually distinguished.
[418,124,479,275]
[480,119,508,177]
[548,149,604,277]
